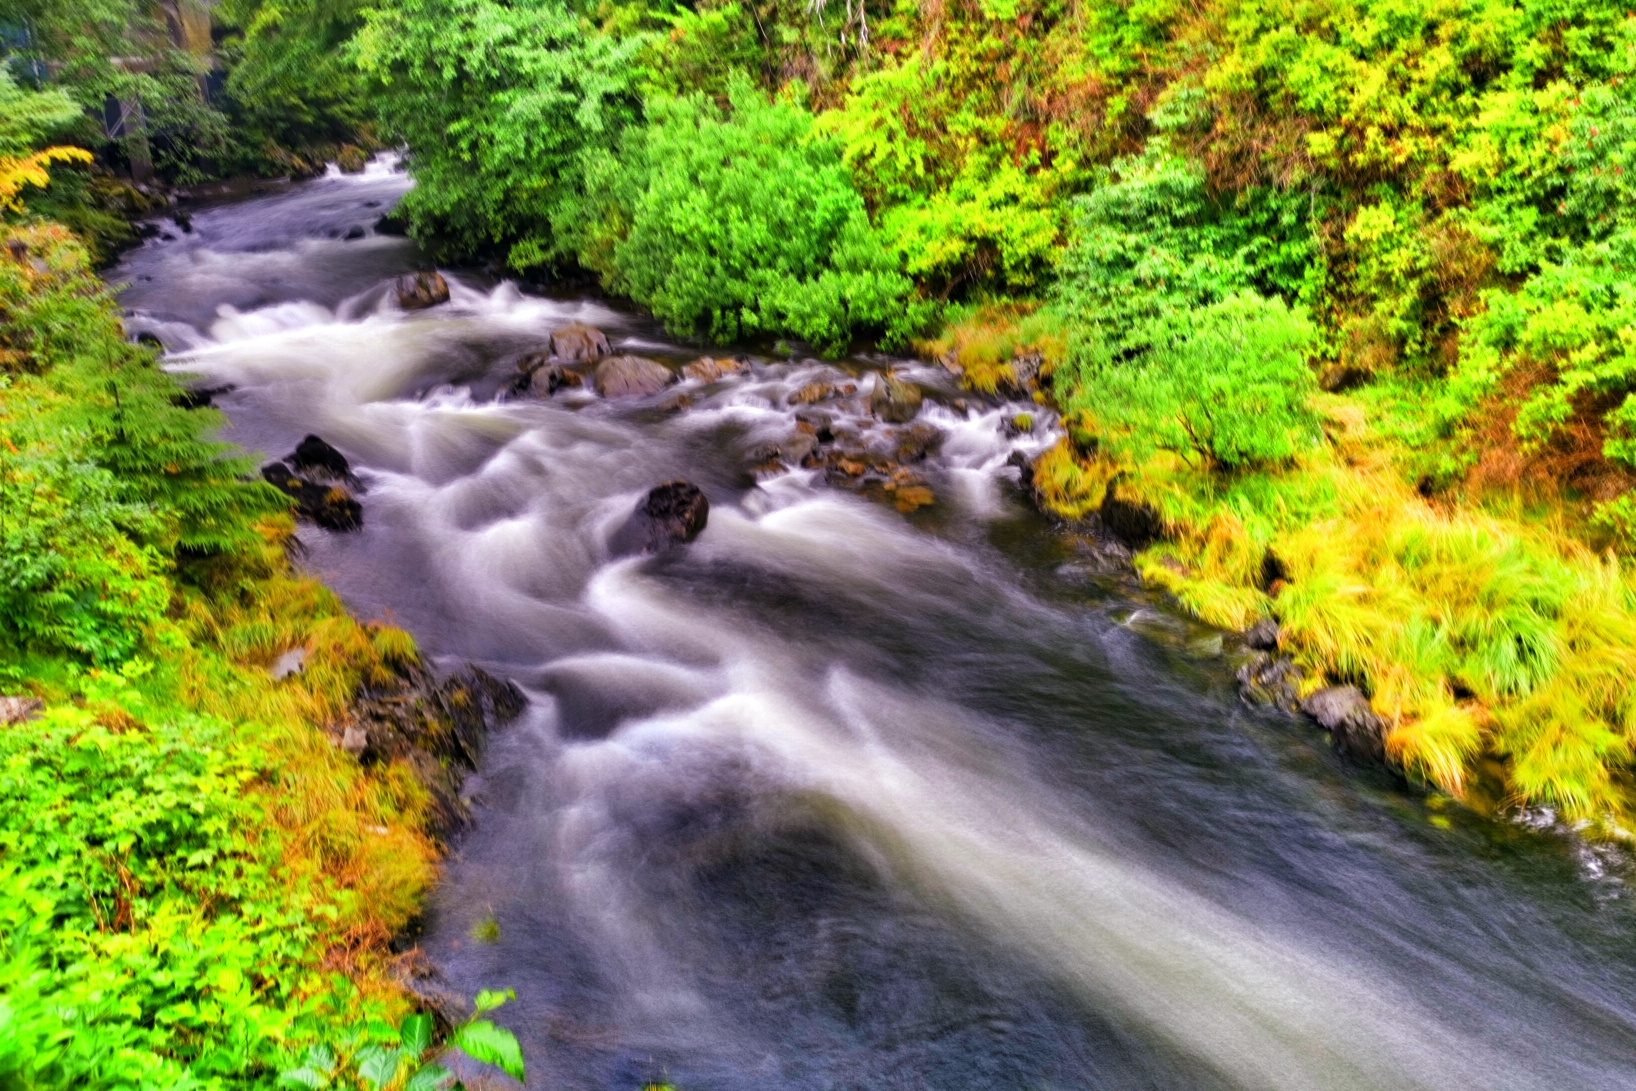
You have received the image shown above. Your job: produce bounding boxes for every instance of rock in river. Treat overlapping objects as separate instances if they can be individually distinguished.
[594,354,672,398]
[1301,685,1387,765]
[869,372,923,423]
[395,271,449,310]
[289,433,352,480]
[551,323,610,362]
[611,480,710,555]
[262,461,362,531]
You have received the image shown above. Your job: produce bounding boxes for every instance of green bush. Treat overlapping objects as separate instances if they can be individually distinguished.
[593,78,913,351]
[353,0,642,268]
[1065,292,1320,470]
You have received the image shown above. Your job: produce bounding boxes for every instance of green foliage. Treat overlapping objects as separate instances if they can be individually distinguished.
[1066,292,1320,470]
[0,226,281,661]
[353,0,642,267]
[0,69,80,157]
[279,992,524,1090]
[217,0,373,152]
[592,77,912,351]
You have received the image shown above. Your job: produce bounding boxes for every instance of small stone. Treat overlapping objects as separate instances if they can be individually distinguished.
[869,372,922,423]
[395,271,449,310]
[0,696,43,725]
[683,356,749,382]
[789,381,835,405]
[1301,685,1387,765]
[341,725,368,756]
[893,485,935,512]
[1246,618,1281,651]
[780,432,819,465]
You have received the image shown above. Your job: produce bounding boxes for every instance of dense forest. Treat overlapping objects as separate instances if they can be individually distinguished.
[5,0,1636,1084]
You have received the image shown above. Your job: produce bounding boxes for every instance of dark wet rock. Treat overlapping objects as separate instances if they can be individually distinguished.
[894,423,942,463]
[1245,618,1281,651]
[594,354,672,398]
[1319,364,1372,393]
[395,271,449,310]
[289,434,352,480]
[336,144,369,174]
[794,409,835,442]
[374,208,410,236]
[173,211,193,234]
[869,372,923,423]
[611,481,710,555]
[0,696,43,725]
[1100,484,1165,549]
[1238,653,1302,713]
[171,383,233,410]
[348,664,527,837]
[550,323,611,363]
[261,461,362,531]
[343,225,366,240]
[1301,685,1387,764]
[683,355,750,383]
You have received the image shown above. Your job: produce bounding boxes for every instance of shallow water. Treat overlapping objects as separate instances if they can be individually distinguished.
[117,161,1636,1091]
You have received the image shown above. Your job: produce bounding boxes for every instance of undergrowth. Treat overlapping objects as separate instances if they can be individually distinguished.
[0,223,460,1087]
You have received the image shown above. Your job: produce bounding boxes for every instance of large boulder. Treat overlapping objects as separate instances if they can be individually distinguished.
[550,323,610,362]
[610,481,710,555]
[869,372,923,423]
[262,461,362,531]
[594,354,672,398]
[395,271,449,310]
[1301,685,1387,764]
[0,696,42,725]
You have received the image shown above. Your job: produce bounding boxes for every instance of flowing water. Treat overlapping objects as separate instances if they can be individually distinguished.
[116,161,1636,1091]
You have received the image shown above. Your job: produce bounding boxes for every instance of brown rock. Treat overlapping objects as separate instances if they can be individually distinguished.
[1301,685,1388,765]
[594,355,673,398]
[869,372,922,423]
[684,356,749,382]
[789,381,836,405]
[893,485,935,512]
[550,323,611,362]
[395,271,449,310]
[336,144,369,173]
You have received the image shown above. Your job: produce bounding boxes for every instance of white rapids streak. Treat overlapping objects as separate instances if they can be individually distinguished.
[565,559,1543,1091]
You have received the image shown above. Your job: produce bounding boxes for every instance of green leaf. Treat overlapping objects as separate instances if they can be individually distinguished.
[401,1012,434,1057]
[472,989,514,1015]
[277,1067,330,1090]
[452,1020,525,1080]
[355,1045,403,1090]
[406,1063,454,1091]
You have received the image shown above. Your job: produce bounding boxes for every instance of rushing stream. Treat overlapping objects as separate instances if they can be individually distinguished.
[115,160,1636,1090]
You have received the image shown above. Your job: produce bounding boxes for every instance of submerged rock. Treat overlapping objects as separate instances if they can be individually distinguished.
[594,354,672,398]
[551,323,610,362]
[869,372,923,423]
[524,362,583,397]
[261,461,363,531]
[1301,685,1388,765]
[611,480,710,554]
[395,271,449,310]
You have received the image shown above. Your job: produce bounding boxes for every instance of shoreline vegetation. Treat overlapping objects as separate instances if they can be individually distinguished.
[4,0,1636,1083]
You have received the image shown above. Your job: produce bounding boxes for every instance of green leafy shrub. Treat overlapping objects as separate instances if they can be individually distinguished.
[354,0,642,268]
[1064,292,1319,470]
[280,990,525,1090]
[593,78,913,351]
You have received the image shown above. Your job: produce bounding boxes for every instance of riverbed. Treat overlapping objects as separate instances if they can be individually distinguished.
[115,160,1636,1091]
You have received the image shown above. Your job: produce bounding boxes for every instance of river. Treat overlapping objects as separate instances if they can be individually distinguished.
[114,160,1636,1091]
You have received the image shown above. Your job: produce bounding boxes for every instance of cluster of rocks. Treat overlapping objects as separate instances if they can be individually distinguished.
[750,371,939,512]
[261,434,363,531]
[1234,619,1389,767]
[509,322,694,402]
